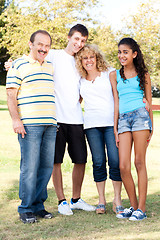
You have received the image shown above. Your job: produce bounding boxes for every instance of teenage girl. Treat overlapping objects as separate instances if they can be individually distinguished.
[110,38,153,221]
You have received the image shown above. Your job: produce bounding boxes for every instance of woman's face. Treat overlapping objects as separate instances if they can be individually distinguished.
[81,50,97,72]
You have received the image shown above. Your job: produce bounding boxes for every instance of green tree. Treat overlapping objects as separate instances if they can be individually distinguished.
[89,25,118,68]
[120,0,160,86]
[0,0,100,58]
[0,0,5,14]
[0,0,12,85]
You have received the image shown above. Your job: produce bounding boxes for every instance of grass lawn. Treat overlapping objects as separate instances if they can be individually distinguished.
[0,85,160,240]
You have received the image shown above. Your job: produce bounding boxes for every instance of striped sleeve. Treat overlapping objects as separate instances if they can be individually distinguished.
[6,62,22,89]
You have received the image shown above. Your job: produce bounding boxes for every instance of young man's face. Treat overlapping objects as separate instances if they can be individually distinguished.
[67,31,88,55]
[29,33,51,64]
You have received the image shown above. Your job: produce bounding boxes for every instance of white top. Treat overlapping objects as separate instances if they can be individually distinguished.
[46,49,83,124]
[80,69,115,129]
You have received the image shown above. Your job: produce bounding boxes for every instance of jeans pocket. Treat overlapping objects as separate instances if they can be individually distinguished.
[137,107,149,119]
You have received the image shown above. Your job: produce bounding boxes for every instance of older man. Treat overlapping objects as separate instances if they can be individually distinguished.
[6,30,57,223]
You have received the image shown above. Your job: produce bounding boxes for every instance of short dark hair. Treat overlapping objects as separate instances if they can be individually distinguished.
[30,30,52,45]
[68,24,89,37]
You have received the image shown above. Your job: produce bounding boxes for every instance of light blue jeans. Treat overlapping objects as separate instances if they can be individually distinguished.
[18,125,57,213]
[85,126,121,182]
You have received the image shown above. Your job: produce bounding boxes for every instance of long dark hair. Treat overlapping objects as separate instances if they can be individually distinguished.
[118,38,148,91]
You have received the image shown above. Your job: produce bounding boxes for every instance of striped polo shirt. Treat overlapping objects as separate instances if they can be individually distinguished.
[6,55,57,126]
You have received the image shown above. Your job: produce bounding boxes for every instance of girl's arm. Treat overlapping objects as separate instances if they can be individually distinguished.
[144,72,153,143]
[109,70,119,147]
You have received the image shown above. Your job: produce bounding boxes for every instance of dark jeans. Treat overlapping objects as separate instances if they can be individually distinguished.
[85,126,121,182]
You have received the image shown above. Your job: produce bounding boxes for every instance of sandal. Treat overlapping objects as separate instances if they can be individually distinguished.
[113,202,124,214]
[96,204,106,214]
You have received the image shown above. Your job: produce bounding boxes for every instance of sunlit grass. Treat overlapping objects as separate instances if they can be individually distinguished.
[0,86,160,240]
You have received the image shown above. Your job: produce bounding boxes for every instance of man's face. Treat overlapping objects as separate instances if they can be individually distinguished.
[29,33,51,64]
[67,32,88,55]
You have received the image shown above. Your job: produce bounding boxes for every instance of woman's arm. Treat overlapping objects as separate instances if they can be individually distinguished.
[109,70,119,147]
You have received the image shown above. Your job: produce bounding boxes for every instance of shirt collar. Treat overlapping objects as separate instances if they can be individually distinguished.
[23,54,47,64]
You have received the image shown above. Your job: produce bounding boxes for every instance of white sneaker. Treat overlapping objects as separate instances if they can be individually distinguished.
[70,198,96,211]
[58,200,73,215]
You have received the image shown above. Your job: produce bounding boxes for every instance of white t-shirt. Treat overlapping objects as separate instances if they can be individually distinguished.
[80,69,115,129]
[46,49,83,124]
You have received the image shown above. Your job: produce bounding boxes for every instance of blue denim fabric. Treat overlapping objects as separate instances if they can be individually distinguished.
[118,107,152,134]
[85,126,121,182]
[18,125,57,213]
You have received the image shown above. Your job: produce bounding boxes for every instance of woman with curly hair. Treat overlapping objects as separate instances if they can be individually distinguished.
[110,38,153,221]
[75,44,124,215]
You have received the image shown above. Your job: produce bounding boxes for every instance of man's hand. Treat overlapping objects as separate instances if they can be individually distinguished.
[12,119,27,138]
[4,59,13,71]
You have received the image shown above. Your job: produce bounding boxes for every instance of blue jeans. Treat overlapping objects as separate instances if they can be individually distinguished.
[85,126,121,182]
[18,125,57,213]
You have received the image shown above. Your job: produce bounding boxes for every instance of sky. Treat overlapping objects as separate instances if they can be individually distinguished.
[97,0,142,30]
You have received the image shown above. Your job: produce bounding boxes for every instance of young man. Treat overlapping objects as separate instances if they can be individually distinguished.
[6,30,57,223]
[46,24,96,215]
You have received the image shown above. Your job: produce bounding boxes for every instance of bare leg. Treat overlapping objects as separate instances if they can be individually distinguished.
[133,130,150,212]
[72,163,85,199]
[96,181,106,205]
[119,132,138,210]
[112,180,122,207]
[52,163,65,201]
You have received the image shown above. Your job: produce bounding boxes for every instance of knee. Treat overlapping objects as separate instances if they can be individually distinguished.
[93,158,105,171]
[119,163,130,177]
[134,157,145,171]
[93,159,106,182]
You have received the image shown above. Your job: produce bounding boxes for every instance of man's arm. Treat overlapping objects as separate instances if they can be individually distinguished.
[6,88,26,138]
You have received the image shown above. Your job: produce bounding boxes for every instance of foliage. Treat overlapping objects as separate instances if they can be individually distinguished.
[0,0,11,14]
[0,0,100,58]
[0,0,160,87]
[89,25,118,68]
[0,0,5,14]
[119,0,160,86]
[0,0,12,85]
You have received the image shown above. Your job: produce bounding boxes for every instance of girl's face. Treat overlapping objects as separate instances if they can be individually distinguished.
[118,44,137,66]
[81,51,97,72]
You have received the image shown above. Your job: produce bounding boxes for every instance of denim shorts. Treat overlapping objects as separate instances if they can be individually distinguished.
[118,107,152,134]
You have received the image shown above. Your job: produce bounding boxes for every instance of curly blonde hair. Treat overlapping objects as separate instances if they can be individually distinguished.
[75,44,109,78]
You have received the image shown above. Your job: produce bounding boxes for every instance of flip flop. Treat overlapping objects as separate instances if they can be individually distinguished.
[96,204,106,214]
[113,202,124,214]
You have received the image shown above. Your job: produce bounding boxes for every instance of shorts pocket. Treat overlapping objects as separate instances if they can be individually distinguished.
[137,107,149,118]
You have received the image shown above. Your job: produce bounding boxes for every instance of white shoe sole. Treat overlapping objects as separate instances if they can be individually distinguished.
[58,211,73,216]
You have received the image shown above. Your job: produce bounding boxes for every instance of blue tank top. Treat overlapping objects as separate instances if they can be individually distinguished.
[116,70,145,114]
